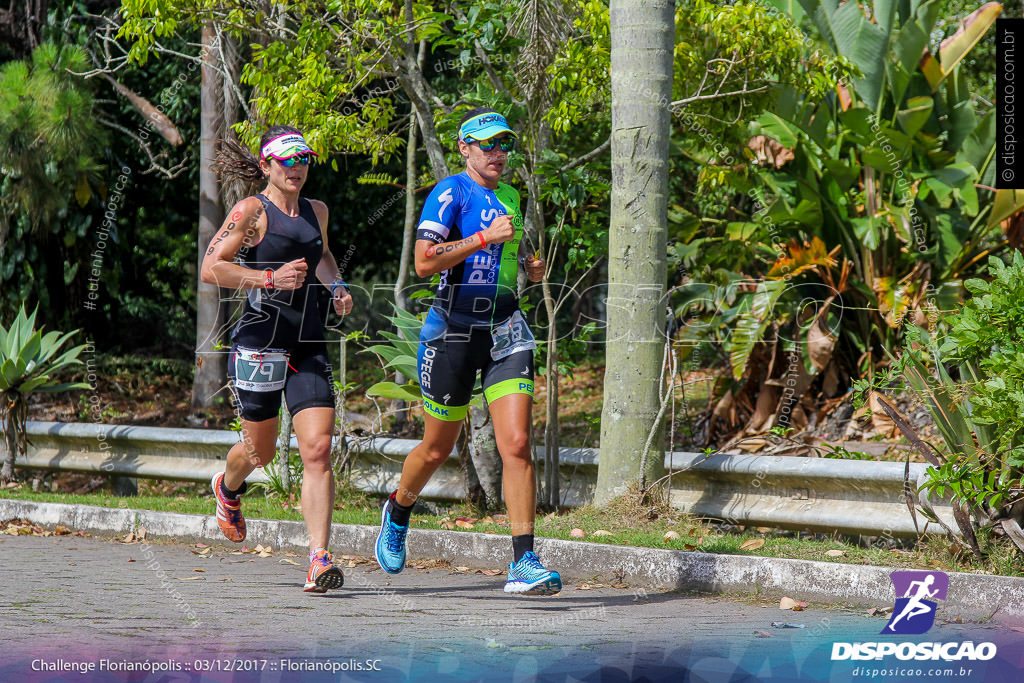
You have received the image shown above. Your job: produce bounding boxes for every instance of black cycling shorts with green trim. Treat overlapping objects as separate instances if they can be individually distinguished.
[228,342,335,422]
[416,318,534,422]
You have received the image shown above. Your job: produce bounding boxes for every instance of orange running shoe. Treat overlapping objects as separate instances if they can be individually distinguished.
[211,472,246,543]
[304,549,344,593]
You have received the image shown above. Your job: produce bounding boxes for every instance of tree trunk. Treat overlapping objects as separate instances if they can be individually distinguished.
[192,23,227,409]
[595,0,673,505]
[542,279,559,509]
[458,416,486,511]
[0,402,26,483]
[469,405,503,509]
[390,93,422,432]
[395,101,419,312]
[398,62,448,180]
[277,408,292,493]
[333,337,351,473]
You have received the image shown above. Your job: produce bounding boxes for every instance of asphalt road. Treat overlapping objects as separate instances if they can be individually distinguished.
[0,533,1015,682]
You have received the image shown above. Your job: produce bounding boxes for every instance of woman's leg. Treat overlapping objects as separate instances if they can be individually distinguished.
[224,418,278,491]
[487,393,536,537]
[488,384,561,594]
[291,406,336,552]
[214,417,277,543]
[395,415,464,506]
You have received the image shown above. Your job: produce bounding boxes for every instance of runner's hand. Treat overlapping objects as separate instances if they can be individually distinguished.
[274,258,307,289]
[483,215,515,245]
[524,254,545,282]
[333,287,353,316]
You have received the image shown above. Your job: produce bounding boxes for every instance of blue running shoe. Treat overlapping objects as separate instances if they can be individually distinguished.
[504,551,562,595]
[375,495,408,574]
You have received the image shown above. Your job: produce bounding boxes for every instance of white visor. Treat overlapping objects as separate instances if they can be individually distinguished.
[261,133,318,160]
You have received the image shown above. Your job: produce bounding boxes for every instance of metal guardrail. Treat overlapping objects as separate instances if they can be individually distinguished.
[10,421,956,537]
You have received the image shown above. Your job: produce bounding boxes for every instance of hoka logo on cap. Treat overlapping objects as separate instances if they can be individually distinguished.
[459,112,517,141]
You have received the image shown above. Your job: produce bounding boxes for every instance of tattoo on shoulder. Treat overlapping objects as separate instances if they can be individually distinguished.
[206,202,264,255]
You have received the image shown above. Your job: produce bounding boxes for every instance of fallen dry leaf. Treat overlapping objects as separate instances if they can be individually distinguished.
[481,569,502,576]
[347,561,357,568]
[177,576,201,581]
[258,551,272,558]
[195,543,209,549]
[127,558,135,563]
[54,525,70,536]
[219,577,232,582]
[570,528,586,538]
[137,527,147,540]
[825,549,845,558]
[779,597,807,611]
[479,516,495,524]
[455,520,475,529]
[593,530,613,537]
[440,521,455,530]
[867,606,894,617]
[193,568,205,573]
[754,630,776,639]
[455,566,470,572]
[741,538,766,551]
[280,559,300,566]
[413,565,425,570]
[123,532,135,543]
[664,531,681,541]
[684,537,704,551]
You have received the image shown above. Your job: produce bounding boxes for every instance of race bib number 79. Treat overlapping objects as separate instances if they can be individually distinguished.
[490,310,537,361]
[233,347,289,392]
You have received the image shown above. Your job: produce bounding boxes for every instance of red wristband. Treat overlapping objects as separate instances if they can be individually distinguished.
[478,232,486,248]
[264,269,274,290]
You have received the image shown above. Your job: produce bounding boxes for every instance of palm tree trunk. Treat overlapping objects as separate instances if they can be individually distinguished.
[0,400,27,483]
[595,0,673,504]
[192,23,227,409]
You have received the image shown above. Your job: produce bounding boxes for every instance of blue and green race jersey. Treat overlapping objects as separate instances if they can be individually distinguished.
[416,171,524,330]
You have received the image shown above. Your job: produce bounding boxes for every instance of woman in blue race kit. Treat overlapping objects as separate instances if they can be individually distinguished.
[375,108,561,595]
[201,126,353,594]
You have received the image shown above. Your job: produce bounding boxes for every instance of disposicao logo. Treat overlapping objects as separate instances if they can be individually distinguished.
[884,570,948,635]
[830,570,997,663]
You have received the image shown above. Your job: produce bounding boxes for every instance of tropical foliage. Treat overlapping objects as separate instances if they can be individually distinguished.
[673,0,1013,446]
[0,306,90,482]
[874,253,1024,558]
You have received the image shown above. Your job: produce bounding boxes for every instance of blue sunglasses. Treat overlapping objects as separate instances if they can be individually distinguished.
[273,155,312,167]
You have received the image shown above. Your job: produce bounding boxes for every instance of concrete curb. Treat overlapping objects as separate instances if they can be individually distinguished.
[2,498,1022,624]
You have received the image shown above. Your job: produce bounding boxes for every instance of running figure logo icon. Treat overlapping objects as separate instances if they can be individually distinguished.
[883,570,949,635]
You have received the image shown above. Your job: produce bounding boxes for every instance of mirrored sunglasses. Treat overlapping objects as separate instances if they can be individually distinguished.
[274,154,313,167]
[473,136,515,153]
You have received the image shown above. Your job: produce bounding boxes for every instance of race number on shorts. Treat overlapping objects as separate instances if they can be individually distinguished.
[233,347,289,392]
[490,310,536,361]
